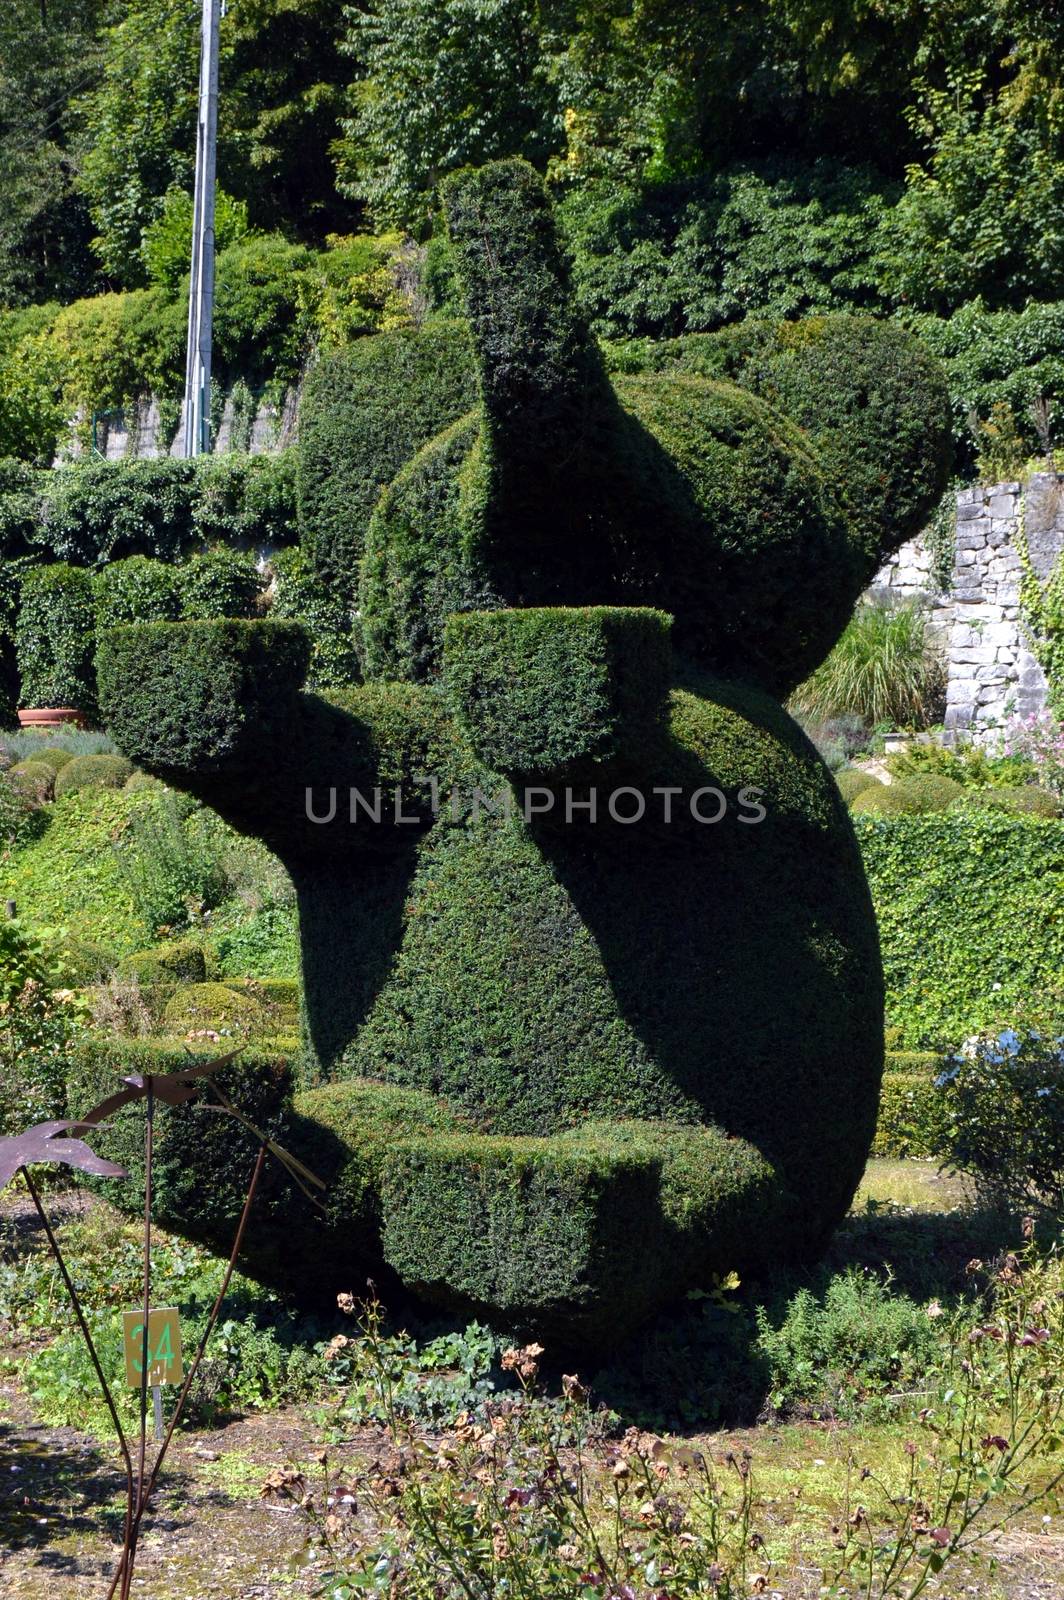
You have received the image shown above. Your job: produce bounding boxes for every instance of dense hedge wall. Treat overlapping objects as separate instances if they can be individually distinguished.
[856,812,1064,1047]
[16,562,97,714]
[297,320,476,605]
[269,546,360,690]
[0,452,297,568]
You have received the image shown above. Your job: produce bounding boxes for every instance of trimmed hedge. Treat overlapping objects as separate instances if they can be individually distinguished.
[836,767,881,804]
[92,557,180,631]
[357,162,951,697]
[24,747,74,776]
[53,753,133,796]
[298,320,476,605]
[443,606,672,774]
[615,315,953,573]
[950,785,1062,819]
[16,563,97,715]
[65,1037,294,1240]
[8,759,55,803]
[177,548,263,620]
[851,775,962,815]
[857,812,1064,1048]
[381,1119,783,1345]
[118,941,207,984]
[871,1072,940,1159]
[161,980,264,1036]
[269,546,360,690]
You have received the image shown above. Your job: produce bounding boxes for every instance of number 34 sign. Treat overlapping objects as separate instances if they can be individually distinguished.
[122,1307,184,1387]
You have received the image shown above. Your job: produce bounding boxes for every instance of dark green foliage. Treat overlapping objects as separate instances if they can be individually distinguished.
[53,753,133,796]
[15,562,97,714]
[269,546,359,690]
[620,316,953,571]
[64,1036,294,1243]
[836,768,880,804]
[97,620,309,784]
[297,320,476,605]
[177,549,263,621]
[2,454,298,567]
[856,812,1064,1047]
[355,164,951,698]
[92,557,180,632]
[381,1120,782,1345]
[443,607,671,775]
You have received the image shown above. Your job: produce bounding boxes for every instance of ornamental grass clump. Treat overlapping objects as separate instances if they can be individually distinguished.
[790,598,945,729]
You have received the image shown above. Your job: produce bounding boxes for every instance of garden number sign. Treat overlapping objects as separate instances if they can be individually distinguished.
[122,1307,184,1387]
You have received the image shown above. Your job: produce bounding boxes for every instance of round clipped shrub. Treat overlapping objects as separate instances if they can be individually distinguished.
[25,746,75,776]
[162,980,264,1036]
[836,767,881,805]
[93,556,180,631]
[124,769,168,794]
[8,758,55,803]
[120,941,208,985]
[852,774,961,815]
[178,548,263,621]
[54,753,134,796]
[951,784,1062,819]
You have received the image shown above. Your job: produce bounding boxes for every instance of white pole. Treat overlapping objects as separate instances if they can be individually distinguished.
[183,0,221,457]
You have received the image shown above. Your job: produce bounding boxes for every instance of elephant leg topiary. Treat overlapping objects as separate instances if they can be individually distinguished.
[96,159,952,1349]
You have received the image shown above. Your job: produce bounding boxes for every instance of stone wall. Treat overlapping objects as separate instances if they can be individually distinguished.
[871,474,1064,742]
[63,385,299,462]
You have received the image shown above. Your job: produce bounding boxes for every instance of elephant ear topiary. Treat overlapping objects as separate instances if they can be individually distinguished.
[99,159,953,1349]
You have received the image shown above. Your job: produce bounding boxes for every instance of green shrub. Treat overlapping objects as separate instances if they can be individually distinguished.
[381,1119,781,1345]
[856,812,1064,1047]
[268,546,359,690]
[297,319,476,605]
[36,459,197,565]
[8,759,56,803]
[190,451,298,550]
[177,548,263,620]
[835,767,880,804]
[119,940,207,985]
[930,1030,1064,1216]
[0,918,81,1135]
[54,753,133,796]
[442,606,672,774]
[885,739,1033,788]
[16,563,97,715]
[92,556,180,631]
[872,1071,940,1159]
[755,1268,938,1419]
[64,1036,294,1238]
[111,789,229,935]
[0,458,39,555]
[951,784,1062,819]
[790,599,945,728]
[162,980,264,1036]
[24,747,75,776]
[851,775,960,814]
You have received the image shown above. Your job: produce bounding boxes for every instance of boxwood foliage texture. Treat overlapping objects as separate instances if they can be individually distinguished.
[97,160,955,1342]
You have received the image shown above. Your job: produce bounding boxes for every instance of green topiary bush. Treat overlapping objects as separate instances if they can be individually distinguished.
[92,556,180,632]
[24,747,75,776]
[177,548,263,620]
[836,767,880,805]
[298,320,477,607]
[161,980,264,1036]
[16,563,97,715]
[951,785,1062,819]
[268,545,359,690]
[54,753,133,796]
[97,161,955,1344]
[8,759,55,803]
[851,775,961,815]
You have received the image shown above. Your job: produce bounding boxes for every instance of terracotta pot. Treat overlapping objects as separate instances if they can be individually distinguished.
[17,708,87,731]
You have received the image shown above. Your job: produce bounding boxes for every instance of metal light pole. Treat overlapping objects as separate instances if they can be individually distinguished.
[182,0,221,457]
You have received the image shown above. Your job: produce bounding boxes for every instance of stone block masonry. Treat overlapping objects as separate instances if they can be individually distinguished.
[871,474,1064,743]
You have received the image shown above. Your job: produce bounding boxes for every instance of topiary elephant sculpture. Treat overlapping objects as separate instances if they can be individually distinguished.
[96,160,952,1348]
